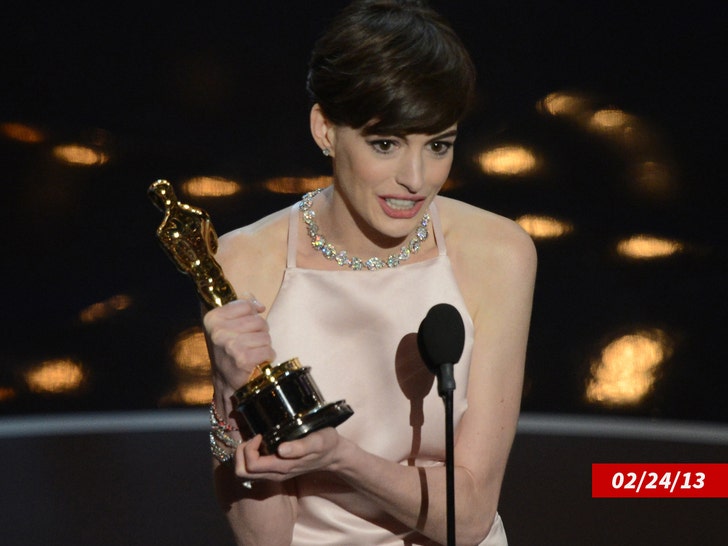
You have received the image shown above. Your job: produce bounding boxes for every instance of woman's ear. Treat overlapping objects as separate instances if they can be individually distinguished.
[310,104,336,156]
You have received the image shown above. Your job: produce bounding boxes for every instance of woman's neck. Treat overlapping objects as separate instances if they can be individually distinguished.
[298,187,436,271]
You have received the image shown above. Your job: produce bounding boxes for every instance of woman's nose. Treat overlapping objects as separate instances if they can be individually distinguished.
[395,150,424,192]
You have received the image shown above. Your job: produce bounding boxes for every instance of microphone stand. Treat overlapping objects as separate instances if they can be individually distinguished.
[438,364,456,546]
[417,302,464,546]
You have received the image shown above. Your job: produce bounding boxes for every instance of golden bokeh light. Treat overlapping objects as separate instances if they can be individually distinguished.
[52,144,109,166]
[538,91,591,118]
[79,294,133,323]
[263,176,333,194]
[160,327,212,406]
[172,328,211,375]
[616,234,684,259]
[24,358,88,395]
[0,386,17,402]
[586,329,672,406]
[0,122,46,143]
[181,176,243,198]
[516,214,574,240]
[590,108,634,130]
[539,93,646,144]
[161,379,214,406]
[476,145,538,176]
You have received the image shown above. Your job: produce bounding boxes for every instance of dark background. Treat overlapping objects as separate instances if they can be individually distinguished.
[1,0,725,422]
[1,2,726,545]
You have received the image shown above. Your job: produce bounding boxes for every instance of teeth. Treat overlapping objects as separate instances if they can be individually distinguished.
[385,198,416,210]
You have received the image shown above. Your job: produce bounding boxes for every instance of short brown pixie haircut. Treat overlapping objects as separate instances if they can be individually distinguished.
[306,0,476,136]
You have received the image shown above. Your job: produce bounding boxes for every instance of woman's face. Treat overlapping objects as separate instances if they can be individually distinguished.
[329,123,457,243]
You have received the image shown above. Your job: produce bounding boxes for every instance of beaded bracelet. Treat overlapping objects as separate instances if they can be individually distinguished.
[209,400,241,464]
[209,432,237,464]
[208,402,254,489]
[210,399,239,431]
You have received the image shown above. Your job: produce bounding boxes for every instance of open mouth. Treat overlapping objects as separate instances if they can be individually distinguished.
[384,198,418,210]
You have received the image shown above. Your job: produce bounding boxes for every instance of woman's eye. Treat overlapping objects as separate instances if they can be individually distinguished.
[370,140,397,153]
[429,141,453,155]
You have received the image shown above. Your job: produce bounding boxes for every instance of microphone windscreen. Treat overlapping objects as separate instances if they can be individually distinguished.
[417,303,465,373]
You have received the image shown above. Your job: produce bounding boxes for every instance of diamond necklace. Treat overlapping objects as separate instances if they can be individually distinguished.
[299,188,430,271]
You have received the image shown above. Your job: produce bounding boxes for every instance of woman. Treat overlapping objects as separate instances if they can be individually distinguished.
[204,1,536,544]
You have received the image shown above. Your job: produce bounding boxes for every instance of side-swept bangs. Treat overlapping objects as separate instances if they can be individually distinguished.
[307,0,476,136]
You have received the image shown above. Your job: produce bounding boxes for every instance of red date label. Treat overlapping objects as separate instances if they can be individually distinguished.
[592,463,728,498]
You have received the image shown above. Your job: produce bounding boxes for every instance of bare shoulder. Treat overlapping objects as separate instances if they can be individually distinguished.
[435,196,537,315]
[213,207,291,309]
[437,196,536,267]
[216,207,289,261]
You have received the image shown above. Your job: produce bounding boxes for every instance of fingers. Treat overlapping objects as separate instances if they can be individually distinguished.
[235,434,263,477]
[233,429,340,483]
[203,298,264,326]
[277,431,326,459]
[204,298,277,378]
[239,291,265,313]
[234,435,289,481]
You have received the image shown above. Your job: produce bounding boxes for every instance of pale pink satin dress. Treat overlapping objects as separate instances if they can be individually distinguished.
[265,198,508,545]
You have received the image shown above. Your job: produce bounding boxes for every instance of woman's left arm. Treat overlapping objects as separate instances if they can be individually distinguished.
[448,214,538,540]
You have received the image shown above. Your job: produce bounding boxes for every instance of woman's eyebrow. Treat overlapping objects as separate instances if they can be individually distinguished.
[395,129,459,142]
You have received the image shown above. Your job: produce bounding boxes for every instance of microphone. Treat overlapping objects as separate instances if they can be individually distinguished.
[417,303,465,397]
[417,303,465,546]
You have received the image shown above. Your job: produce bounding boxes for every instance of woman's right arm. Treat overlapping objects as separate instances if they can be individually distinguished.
[204,299,297,546]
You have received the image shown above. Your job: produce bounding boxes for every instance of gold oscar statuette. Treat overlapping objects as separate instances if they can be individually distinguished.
[148,180,353,452]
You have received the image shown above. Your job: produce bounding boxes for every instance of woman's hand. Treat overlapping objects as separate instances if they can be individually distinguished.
[234,428,345,482]
[203,296,277,396]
